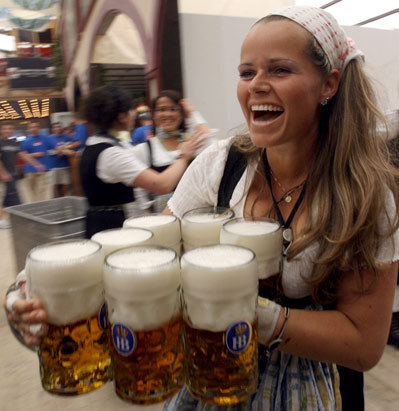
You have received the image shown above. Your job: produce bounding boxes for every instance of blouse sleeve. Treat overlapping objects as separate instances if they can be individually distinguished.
[376,189,399,263]
[97,145,148,186]
[167,137,234,218]
[185,111,207,134]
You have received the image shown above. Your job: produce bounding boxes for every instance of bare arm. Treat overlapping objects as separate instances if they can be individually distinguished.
[132,130,205,193]
[18,151,45,171]
[272,262,398,371]
[0,158,11,182]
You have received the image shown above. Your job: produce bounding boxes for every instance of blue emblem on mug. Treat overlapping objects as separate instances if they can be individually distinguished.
[112,323,136,356]
[98,302,108,330]
[226,321,252,354]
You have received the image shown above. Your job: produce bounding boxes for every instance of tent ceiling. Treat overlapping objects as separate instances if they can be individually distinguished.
[295,0,398,30]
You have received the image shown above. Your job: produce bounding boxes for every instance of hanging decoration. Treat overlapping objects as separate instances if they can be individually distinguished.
[11,0,61,11]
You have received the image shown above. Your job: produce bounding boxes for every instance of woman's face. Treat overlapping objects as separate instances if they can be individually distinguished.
[237,20,332,150]
[153,96,183,132]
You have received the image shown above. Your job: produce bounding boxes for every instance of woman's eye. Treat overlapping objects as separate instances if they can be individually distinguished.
[239,70,255,79]
[272,67,291,75]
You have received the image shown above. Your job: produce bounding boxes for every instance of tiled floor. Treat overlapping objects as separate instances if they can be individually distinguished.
[1,207,399,410]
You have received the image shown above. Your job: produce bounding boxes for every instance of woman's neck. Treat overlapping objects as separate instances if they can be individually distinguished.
[265,143,315,187]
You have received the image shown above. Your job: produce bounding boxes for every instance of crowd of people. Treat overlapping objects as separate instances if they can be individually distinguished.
[2,4,399,410]
[0,89,209,229]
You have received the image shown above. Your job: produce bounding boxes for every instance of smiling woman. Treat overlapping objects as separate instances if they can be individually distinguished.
[131,89,211,212]
[162,5,399,411]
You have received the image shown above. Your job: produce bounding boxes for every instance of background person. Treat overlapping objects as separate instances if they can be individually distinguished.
[79,85,204,238]
[131,104,153,145]
[133,90,213,212]
[20,121,52,203]
[0,123,44,228]
[161,6,399,410]
[47,122,74,198]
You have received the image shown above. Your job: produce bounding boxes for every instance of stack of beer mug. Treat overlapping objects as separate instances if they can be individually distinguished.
[24,209,283,406]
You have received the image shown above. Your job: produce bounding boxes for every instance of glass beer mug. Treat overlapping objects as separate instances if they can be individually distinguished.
[26,240,111,395]
[104,246,184,404]
[181,206,234,252]
[220,217,283,298]
[91,227,154,257]
[123,214,181,255]
[181,244,258,405]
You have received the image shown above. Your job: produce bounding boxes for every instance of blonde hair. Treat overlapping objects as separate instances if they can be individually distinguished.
[234,17,399,304]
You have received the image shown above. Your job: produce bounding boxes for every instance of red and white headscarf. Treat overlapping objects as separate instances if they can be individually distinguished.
[260,5,364,71]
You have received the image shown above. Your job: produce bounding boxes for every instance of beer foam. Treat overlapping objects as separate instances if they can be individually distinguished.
[124,214,176,227]
[220,220,283,278]
[183,245,254,268]
[107,247,175,269]
[183,212,231,223]
[223,220,279,235]
[29,241,99,262]
[92,228,153,257]
[181,211,233,249]
[123,215,181,247]
[105,247,179,299]
[181,245,258,331]
[26,240,104,325]
[181,245,257,299]
[104,247,180,330]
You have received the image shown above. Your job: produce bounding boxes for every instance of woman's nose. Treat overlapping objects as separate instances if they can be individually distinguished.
[248,74,271,94]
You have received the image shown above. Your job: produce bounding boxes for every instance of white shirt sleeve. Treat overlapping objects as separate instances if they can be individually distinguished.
[185,111,207,134]
[376,189,399,263]
[167,137,234,218]
[96,145,148,186]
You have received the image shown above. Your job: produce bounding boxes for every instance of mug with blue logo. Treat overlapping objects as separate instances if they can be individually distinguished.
[104,245,184,404]
[180,244,258,405]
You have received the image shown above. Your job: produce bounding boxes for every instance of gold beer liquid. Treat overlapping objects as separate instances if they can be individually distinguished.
[39,313,111,395]
[183,320,258,405]
[112,316,184,404]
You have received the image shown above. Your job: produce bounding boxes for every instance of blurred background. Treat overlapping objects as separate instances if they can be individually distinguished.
[0,0,398,139]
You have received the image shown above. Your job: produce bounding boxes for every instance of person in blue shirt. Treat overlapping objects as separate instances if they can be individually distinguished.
[131,105,153,145]
[73,121,89,146]
[47,122,74,197]
[20,121,52,203]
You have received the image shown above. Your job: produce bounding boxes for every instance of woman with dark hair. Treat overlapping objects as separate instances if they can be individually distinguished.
[78,85,204,238]
[133,89,212,211]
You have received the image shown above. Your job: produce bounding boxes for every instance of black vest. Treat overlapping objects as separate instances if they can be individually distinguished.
[80,143,134,206]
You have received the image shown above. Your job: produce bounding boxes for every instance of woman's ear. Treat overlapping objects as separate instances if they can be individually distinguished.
[321,69,340,101]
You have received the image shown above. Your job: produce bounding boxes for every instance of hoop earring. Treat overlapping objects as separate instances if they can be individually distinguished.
[321,97,329,106]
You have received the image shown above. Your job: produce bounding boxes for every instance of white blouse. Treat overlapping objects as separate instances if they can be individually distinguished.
[168,136,399,299]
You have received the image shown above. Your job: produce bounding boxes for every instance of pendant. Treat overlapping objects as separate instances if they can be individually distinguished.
[284,195,292,203]
[283,228,293,256]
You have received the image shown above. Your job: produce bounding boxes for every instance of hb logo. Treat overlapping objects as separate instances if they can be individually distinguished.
[112,323,136,356]
[226,321,252,354]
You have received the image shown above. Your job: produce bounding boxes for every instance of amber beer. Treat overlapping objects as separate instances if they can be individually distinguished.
[181,244,258,405]
[220,218,283,298]
[104,246,184,404]
[26,240,111,395]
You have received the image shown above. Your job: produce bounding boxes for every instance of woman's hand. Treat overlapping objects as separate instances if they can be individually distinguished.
[178,130,205,161]
[4,280,48,348]
[179,98,195,117]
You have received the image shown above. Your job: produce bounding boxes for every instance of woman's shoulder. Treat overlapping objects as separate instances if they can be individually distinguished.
[193,136,236,164]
